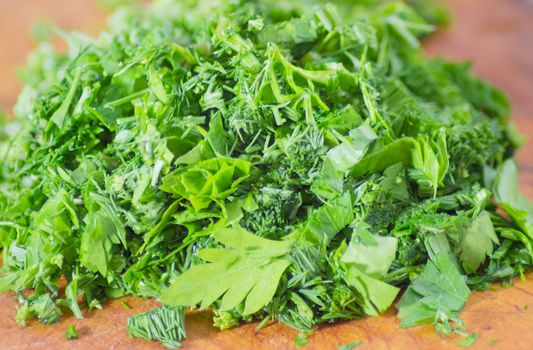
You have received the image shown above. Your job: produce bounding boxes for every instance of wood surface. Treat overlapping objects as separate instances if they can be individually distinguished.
[0,0,532,349]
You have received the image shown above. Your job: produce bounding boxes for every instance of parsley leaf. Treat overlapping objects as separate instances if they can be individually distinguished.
[397,252,471,330]
[161,226,292,315]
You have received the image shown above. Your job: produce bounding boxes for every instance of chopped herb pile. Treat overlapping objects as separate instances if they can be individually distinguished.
[0,0,532,348]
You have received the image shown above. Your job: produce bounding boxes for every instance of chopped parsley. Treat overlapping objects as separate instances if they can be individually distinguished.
[0,0,531,348]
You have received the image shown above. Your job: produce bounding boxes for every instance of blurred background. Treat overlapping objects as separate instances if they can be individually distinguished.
[0,0,532,195]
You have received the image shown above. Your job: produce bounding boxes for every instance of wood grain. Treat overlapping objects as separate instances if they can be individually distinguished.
[3,277,533,350]
[0,0,532,349]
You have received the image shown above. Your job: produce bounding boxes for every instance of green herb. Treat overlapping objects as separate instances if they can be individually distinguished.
[127,306,186,349]
[456,332,478,347]
[160,227,292,315]
[339,341,362,350]
[0,0,531,349]
[397,252,470,333]
[121,300,131,310]
[295,331,310,346]
[66,324,79,340]
[15,294,62,326]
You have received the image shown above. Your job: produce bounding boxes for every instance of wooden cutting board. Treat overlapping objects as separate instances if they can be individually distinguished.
[1,0,532,349]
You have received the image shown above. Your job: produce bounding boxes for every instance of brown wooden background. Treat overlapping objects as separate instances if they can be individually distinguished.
[0,0,532,349]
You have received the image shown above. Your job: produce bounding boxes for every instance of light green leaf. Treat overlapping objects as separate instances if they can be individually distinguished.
[301,192,353,247]
[397,253,471,328]
[326,124,377,172]
[49,70,81,130]
[311,157,344,200]
[148,67,168,103]
[410,136,441,197]
[343,265,399,316]
[449,212,499,274]
[351,137,418,177]
[160,226,291,315]
[33,189,78,244]
[320,105,362,134]
[161,157,251,211]
[494,160,533,238]
[341,224,397,278]
[380,163,410,201]
[80,194,126,277]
